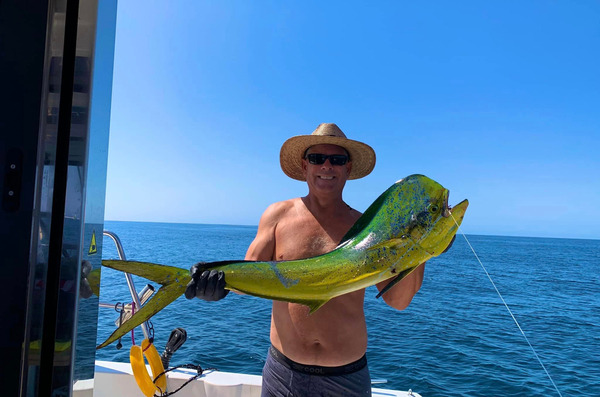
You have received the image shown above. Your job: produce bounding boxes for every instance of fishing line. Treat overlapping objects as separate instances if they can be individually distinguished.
[450,214,563,397]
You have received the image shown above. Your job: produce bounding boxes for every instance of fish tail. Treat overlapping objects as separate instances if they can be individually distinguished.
[102,260,188,285]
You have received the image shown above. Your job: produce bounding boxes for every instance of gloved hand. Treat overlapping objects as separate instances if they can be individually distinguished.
[184,262,229,301]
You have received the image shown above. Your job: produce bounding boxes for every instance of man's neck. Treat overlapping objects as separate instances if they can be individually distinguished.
[302,192,347,217]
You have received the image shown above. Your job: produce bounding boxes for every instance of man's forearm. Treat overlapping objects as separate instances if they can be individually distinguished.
[377,263,425,311]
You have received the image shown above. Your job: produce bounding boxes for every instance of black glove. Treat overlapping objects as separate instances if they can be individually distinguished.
[184,263,229,301]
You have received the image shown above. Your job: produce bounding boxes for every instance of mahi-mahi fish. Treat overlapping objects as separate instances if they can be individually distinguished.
[97,174,468,349]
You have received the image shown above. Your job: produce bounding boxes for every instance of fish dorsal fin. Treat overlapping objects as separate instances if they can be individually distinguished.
[338,185,395,245]
[196,260,254,271]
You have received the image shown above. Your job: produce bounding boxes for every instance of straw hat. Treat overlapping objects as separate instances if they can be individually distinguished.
[280,123,376,181]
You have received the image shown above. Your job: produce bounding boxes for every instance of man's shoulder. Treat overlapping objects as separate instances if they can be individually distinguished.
[266,198,299,213]
[261,198,301,224]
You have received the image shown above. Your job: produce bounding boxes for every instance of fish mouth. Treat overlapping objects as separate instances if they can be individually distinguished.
[443,188,469,220]
[448,198,469,221]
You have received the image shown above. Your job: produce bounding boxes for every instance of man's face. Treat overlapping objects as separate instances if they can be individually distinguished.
[302,144,352,194]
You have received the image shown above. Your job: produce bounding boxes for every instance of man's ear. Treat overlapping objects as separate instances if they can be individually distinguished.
[301,158,308,177]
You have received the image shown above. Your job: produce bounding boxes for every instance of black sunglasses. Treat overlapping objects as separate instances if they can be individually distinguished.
[305,153,349,166]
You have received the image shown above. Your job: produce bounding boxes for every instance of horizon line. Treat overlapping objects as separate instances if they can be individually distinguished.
[102,219,600,242]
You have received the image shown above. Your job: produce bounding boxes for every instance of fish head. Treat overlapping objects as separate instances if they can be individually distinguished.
[397,175,468,256]
[340,174,467,259]
[416,197,468,256]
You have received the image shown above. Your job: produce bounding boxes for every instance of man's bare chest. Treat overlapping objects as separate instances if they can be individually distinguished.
[274,219,339,261]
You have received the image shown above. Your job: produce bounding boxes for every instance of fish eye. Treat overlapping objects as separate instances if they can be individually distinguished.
[429,204,439,213]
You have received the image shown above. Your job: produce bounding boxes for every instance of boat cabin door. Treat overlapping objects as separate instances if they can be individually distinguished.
[0,0,117,395]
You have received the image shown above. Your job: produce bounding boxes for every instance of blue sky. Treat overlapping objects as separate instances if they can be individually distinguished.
[104,1,599,239]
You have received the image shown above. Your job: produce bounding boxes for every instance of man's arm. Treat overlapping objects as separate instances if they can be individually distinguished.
[375,263,425,310]
[185,202,286,301]
[245,201,286,261]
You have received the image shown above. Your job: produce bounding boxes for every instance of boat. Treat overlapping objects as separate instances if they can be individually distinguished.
[73,360,421,397]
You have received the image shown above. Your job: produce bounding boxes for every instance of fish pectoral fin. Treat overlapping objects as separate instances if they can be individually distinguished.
[96,281,187,349]
[375,267,419,299]
[366,238,409,254]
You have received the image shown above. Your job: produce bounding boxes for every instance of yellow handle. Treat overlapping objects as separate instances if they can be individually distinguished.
[130,339,167,396]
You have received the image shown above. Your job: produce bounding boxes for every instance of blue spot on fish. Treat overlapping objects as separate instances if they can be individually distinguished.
[268,261,300,288]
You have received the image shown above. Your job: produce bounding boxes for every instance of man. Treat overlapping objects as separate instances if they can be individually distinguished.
[186,123,425,396]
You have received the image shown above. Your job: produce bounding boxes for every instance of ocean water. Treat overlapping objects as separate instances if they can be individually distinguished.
[95,221,600,396]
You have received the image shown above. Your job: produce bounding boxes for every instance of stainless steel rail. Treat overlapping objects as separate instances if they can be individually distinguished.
[102,230,150,340]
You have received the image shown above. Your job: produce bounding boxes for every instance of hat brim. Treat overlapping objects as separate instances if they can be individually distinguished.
[280,135,376,181]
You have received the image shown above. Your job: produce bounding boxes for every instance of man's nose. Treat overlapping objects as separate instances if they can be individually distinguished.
[321,158,333,167]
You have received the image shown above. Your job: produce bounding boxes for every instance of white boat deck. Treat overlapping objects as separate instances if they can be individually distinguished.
[75,360,421,397]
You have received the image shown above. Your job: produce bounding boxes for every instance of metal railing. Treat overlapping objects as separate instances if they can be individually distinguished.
[99,230,151,340]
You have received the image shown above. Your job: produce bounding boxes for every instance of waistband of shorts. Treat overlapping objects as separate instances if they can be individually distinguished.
[268,345,367,376]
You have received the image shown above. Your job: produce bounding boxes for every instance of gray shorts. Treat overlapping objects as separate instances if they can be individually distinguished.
[261,345,372,397]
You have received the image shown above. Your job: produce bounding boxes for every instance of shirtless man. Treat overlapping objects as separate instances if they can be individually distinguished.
[186,123,425,396]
